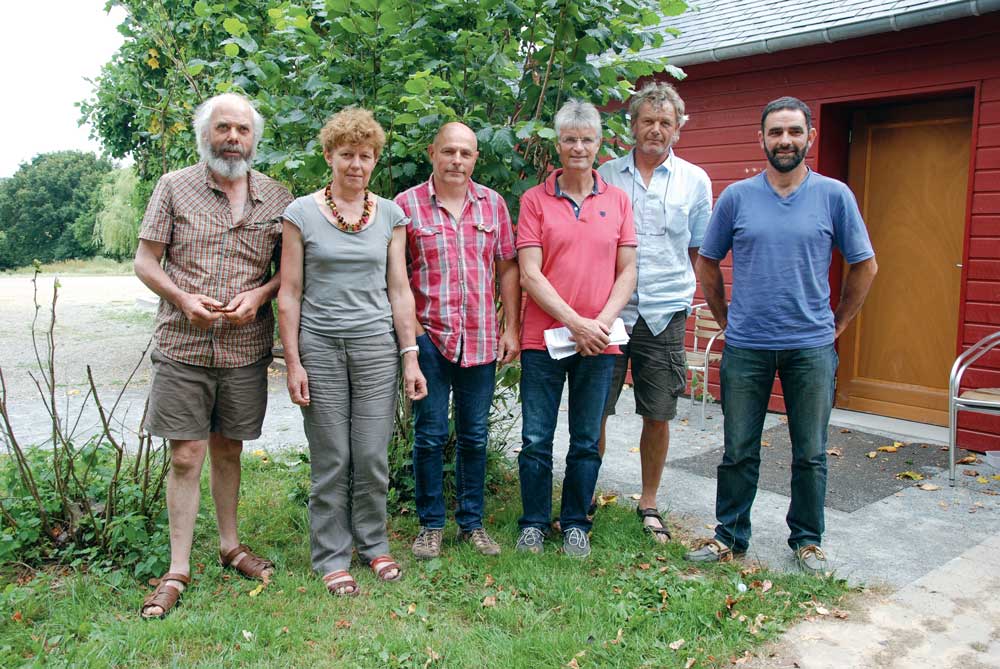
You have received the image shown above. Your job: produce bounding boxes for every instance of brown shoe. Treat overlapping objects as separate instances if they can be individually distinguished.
[457,527,501,556]
[220,544,275,580]
[140,572,191,619]
[412,527,443,559]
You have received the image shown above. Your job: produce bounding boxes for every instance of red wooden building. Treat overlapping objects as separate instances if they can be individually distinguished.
[642,0,1000,450]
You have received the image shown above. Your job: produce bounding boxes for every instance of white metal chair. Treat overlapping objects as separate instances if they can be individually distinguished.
[686,304,724,429]
[948,330,1000,485]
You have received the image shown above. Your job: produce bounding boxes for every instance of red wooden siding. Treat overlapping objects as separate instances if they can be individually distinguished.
[659,13,1000,448]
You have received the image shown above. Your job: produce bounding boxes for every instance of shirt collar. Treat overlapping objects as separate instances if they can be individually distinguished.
[544,168,607,197]
[202,162,262,203]
[624,149,673,177]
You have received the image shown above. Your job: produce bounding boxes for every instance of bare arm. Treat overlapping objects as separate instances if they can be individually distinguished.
[134,239,222,329]
[834,256,878,338]
[695,255,728,330]
[519,246,610,356]
[388,226,428,401]
[277,221,309,406]
[596,246,637,328]
[688,247,700,269]
[496,257,521,365]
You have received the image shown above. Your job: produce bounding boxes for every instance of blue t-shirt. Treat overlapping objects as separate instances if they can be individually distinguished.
[699,171,874,350]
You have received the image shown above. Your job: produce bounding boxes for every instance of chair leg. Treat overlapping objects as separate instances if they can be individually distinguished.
[948,403,958,487]
[700,381,707,430]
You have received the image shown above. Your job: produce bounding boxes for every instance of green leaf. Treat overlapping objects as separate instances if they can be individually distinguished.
[186,62,205,76]
[537,127,557,140]
[223,43,240,58]
[403,78,428,94]
[193,1,212,17]
[659,0,688,16]
[222,17,247,36]
[394,113,419,125]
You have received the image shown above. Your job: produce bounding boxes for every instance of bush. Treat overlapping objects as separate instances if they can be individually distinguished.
[0,270,170,580]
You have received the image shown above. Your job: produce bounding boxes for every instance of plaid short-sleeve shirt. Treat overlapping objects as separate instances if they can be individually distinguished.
[395,178,517,367]
[139,163,293,368]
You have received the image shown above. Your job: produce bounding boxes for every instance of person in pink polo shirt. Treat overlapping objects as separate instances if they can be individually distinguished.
[395,123,521,560]
[516,100,638,558]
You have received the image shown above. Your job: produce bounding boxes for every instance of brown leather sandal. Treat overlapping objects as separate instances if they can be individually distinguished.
[322,570,360,597]
[220,543,275,580]
[140,572,191,619]
[370,555,402,582]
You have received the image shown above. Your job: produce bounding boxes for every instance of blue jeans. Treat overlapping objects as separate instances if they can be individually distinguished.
[714,344,838,553]
[518,350,615,533]
[412,334,497,532]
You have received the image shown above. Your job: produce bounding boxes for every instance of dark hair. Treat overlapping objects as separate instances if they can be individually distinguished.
[760,96,813,130]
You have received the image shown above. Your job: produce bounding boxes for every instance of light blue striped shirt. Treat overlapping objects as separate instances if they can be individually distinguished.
[597,150,712,336]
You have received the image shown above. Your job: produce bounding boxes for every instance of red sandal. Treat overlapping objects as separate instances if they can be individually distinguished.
[322,570,360,597]
[370,555,402,582]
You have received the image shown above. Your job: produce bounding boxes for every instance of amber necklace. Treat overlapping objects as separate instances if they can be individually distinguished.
[324,182,373,233]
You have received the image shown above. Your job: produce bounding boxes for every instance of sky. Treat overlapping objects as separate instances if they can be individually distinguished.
[0,1,127,177]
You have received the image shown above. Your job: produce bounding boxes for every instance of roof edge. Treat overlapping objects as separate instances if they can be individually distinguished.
[667,0,1000,67]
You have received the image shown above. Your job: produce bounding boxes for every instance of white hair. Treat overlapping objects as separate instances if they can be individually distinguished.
[192,93,265,171]
[553,99,602,138]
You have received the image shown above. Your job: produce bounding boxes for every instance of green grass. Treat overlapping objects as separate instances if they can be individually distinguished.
[0,454,853,668]
[2,257,133,276]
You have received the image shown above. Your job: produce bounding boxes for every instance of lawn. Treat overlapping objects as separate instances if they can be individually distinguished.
[2,257,133,276]
[0,453,852,668]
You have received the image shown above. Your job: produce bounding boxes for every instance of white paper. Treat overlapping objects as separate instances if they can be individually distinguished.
[543,318,629,360]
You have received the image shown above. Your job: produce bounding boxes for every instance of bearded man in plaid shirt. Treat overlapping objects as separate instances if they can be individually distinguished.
[395,122,521,559]
[134,93,292,619]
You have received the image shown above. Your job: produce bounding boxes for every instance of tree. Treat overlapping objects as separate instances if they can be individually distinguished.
[0,152,113,270]
[91,167,142,260]
[82,0,688,204]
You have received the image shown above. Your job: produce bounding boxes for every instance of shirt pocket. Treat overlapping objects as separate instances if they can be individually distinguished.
[473,217,497,262]
[412,220,444,266]
[231,219,281,276]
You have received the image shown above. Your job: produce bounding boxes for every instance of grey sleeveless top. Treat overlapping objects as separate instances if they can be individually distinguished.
[283,194,407,338]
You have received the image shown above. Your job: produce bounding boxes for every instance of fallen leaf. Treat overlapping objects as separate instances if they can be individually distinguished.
[866,451,878,459]
[598,494,618,506]
[918,483,941,491]
[241,630,253,641]
[893,441,905,448]
[896,471,924,481]
[335,619,351,629]
[839,428,852,434]
[281,626,289,634]
[685,659,697,669]
[566,660,580,669]
[12,611,22,622]
[482,596,497,608]
[977,477,990,484]
[815,606,830,616]
[637,563,651,570]
[877,445,898,453]
[826,447,842,457]
[669,638,686,650]
[425,646,441,667]
[761,580,773,593]
[963,469,979,477]
[407,603,417,615]
[484,574,495,587]
[993,475,1000,481]
[296,586,306,593]
[248,583,265,597]
[761,440,771,447]
[832,609,849,619]
[629,447,640,453]
[609,628,624,645]
[957,455,978,465]
[630,494,641,500]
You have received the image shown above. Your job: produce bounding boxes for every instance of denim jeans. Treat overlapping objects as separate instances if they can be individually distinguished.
[412,334,497,532]
[714,344,838,553]
[518,350,616,533]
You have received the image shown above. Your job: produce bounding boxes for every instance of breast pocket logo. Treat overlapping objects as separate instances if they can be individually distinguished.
[599,210,607,217]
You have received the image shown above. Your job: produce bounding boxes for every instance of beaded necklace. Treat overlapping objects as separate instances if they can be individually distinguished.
[324,182,373,233]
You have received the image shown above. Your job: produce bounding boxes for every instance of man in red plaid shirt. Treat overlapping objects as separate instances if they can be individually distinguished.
[395,122,520,559]
[134,93,292,618]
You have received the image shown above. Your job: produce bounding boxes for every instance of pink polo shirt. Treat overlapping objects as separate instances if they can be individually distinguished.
[517,169,637,353]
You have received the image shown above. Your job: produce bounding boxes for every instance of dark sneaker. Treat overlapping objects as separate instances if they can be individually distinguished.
[795,544,829,576]
[458,527,501,556]
[683,538,737,563]
[515,527,545,554]
[562,527,591,558]
[411,527,443,559]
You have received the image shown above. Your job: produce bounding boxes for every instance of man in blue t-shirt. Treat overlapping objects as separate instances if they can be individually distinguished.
[686,97,877,575]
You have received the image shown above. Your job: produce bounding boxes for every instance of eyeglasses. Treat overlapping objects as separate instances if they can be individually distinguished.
[558,136,598,147]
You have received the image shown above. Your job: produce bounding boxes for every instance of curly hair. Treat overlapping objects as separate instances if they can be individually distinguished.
[319,107,386,160]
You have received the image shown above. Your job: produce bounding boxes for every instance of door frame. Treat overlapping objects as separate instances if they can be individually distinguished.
[815,84,980,416]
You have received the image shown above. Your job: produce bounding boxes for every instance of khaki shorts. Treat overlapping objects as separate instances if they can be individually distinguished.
[604,312,688,422]
[144,349,271,441]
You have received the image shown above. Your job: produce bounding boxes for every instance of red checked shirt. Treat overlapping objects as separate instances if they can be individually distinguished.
[395,178,517,367]
[139,163,293,368]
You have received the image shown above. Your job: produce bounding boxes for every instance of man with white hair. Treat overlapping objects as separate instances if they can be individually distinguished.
[515,100,637,558]
[597,82,713,543]
[134,93,293,618]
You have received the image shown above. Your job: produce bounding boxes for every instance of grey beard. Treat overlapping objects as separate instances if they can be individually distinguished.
[206,154,251,180]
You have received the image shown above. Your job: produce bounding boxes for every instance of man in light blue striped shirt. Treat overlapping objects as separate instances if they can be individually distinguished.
[598,82,712,542]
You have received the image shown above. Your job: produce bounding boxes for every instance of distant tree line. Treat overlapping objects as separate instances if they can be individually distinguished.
[0,152,140,270]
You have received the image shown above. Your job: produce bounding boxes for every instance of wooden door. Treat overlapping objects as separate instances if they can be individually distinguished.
[836,98,972,425]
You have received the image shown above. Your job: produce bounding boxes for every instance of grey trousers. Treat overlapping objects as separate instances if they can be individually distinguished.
[298,329,399,574]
